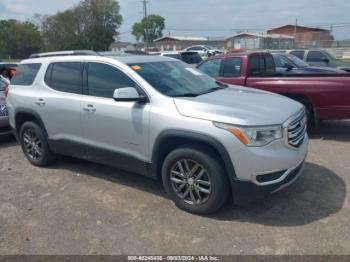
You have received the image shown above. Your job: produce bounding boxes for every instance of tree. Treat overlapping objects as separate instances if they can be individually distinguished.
[0,20,42,59]
[132,15,165,46]
[40,0,123,51]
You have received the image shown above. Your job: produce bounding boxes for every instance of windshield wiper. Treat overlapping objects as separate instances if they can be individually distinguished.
[215,81,229,88]
[173,93,200,97]
[198,85,228,96]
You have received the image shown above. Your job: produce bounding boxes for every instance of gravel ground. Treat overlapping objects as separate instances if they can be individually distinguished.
[0,120,349,255]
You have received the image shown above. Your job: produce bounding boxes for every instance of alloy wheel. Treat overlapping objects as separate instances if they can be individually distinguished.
[23,129,43,160]
[170,159,211,205]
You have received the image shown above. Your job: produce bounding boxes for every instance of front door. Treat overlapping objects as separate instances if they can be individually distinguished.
[81,62,150,174]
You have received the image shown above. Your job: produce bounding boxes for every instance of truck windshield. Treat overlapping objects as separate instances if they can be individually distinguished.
[129,61,227,97]
[285,54,309,68]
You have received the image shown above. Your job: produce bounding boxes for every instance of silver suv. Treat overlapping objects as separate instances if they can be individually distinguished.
[7,52,308,214]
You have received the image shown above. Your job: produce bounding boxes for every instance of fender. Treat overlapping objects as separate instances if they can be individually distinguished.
[150,129,237,181]
[13,107,49,139]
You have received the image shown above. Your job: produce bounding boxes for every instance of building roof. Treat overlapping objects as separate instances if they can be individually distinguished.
[224,32,294,39]
[155,33,294,43]
[154,36,209,42]
[268,24,330,32]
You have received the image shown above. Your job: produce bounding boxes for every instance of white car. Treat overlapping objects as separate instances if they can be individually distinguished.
[184,45,222,56]
[157,51,202,65]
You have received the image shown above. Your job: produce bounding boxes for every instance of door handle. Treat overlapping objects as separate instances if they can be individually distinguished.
[83,104,96,112]
[35,98,46,106]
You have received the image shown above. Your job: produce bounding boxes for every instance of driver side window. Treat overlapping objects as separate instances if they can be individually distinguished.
[87,63,136,98]
[198,59,222,77]
[275,56,290,68]
[306,51,326,62]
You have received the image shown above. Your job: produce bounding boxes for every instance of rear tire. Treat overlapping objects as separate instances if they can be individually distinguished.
[162,144,229,214]
[20,121,55,166]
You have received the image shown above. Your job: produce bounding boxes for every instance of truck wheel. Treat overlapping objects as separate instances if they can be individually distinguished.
[304,104,316,133]
[162,144,229,214]
[20,121,56,166]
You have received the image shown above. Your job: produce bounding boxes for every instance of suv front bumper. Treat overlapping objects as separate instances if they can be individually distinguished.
[231,158,306,205]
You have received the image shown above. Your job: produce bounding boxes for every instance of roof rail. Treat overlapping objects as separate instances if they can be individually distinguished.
[29,50,101,59]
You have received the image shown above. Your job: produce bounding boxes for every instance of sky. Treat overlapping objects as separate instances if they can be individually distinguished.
[1,0,350,41]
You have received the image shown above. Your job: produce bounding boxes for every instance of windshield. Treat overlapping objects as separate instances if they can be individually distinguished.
[129,61,226,97]
[285,54,309,68]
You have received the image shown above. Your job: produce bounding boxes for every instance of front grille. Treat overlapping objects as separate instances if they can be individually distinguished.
[287,110,307,148]
[0,104,8,117]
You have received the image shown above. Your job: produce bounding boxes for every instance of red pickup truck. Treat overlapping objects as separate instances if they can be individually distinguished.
[197,52,350,127]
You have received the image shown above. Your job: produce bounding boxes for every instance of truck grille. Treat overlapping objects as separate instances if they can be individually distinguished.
[0,104,8,117]
[287,110,307,148]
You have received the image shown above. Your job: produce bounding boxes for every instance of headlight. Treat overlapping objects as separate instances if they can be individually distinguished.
[214,122,283,147]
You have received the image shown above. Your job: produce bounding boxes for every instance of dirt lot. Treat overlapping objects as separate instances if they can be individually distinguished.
[0,121,349,255]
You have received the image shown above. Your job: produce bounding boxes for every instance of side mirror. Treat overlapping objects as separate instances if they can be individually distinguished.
[321,57,330,63]
[283,63,294,71]
[113,87,147,103]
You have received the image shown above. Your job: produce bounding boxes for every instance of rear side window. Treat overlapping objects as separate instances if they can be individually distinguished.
[306,51,325,62]
[265,55,275,73]
[290,51,305,60]
[248,54,275,76]
[45,62,83,95]
[222,57,241,77]
[11,63,41,86]
[87,63,136,98]
[198,59,222,77]
[248,55,260,75]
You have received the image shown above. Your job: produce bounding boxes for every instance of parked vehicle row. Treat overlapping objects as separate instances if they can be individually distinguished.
[272,49,350,72]
[197,52,350,129]
[7,51,308,214]
[272,53,345,74]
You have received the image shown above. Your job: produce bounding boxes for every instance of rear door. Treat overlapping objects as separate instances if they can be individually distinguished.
[36,62,84,156]
[216,57,245,85]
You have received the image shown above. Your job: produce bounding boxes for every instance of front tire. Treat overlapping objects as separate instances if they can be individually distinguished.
[162,144,229,214]
[20,121,55,166]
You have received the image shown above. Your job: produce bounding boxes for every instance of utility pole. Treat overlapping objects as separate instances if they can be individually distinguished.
[294,18,298,48]
[141,0,149,49]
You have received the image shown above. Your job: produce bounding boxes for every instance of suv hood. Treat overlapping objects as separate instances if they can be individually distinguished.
[174,86,303,126]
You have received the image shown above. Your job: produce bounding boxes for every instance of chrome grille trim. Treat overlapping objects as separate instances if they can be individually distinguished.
[283,108,307,148]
